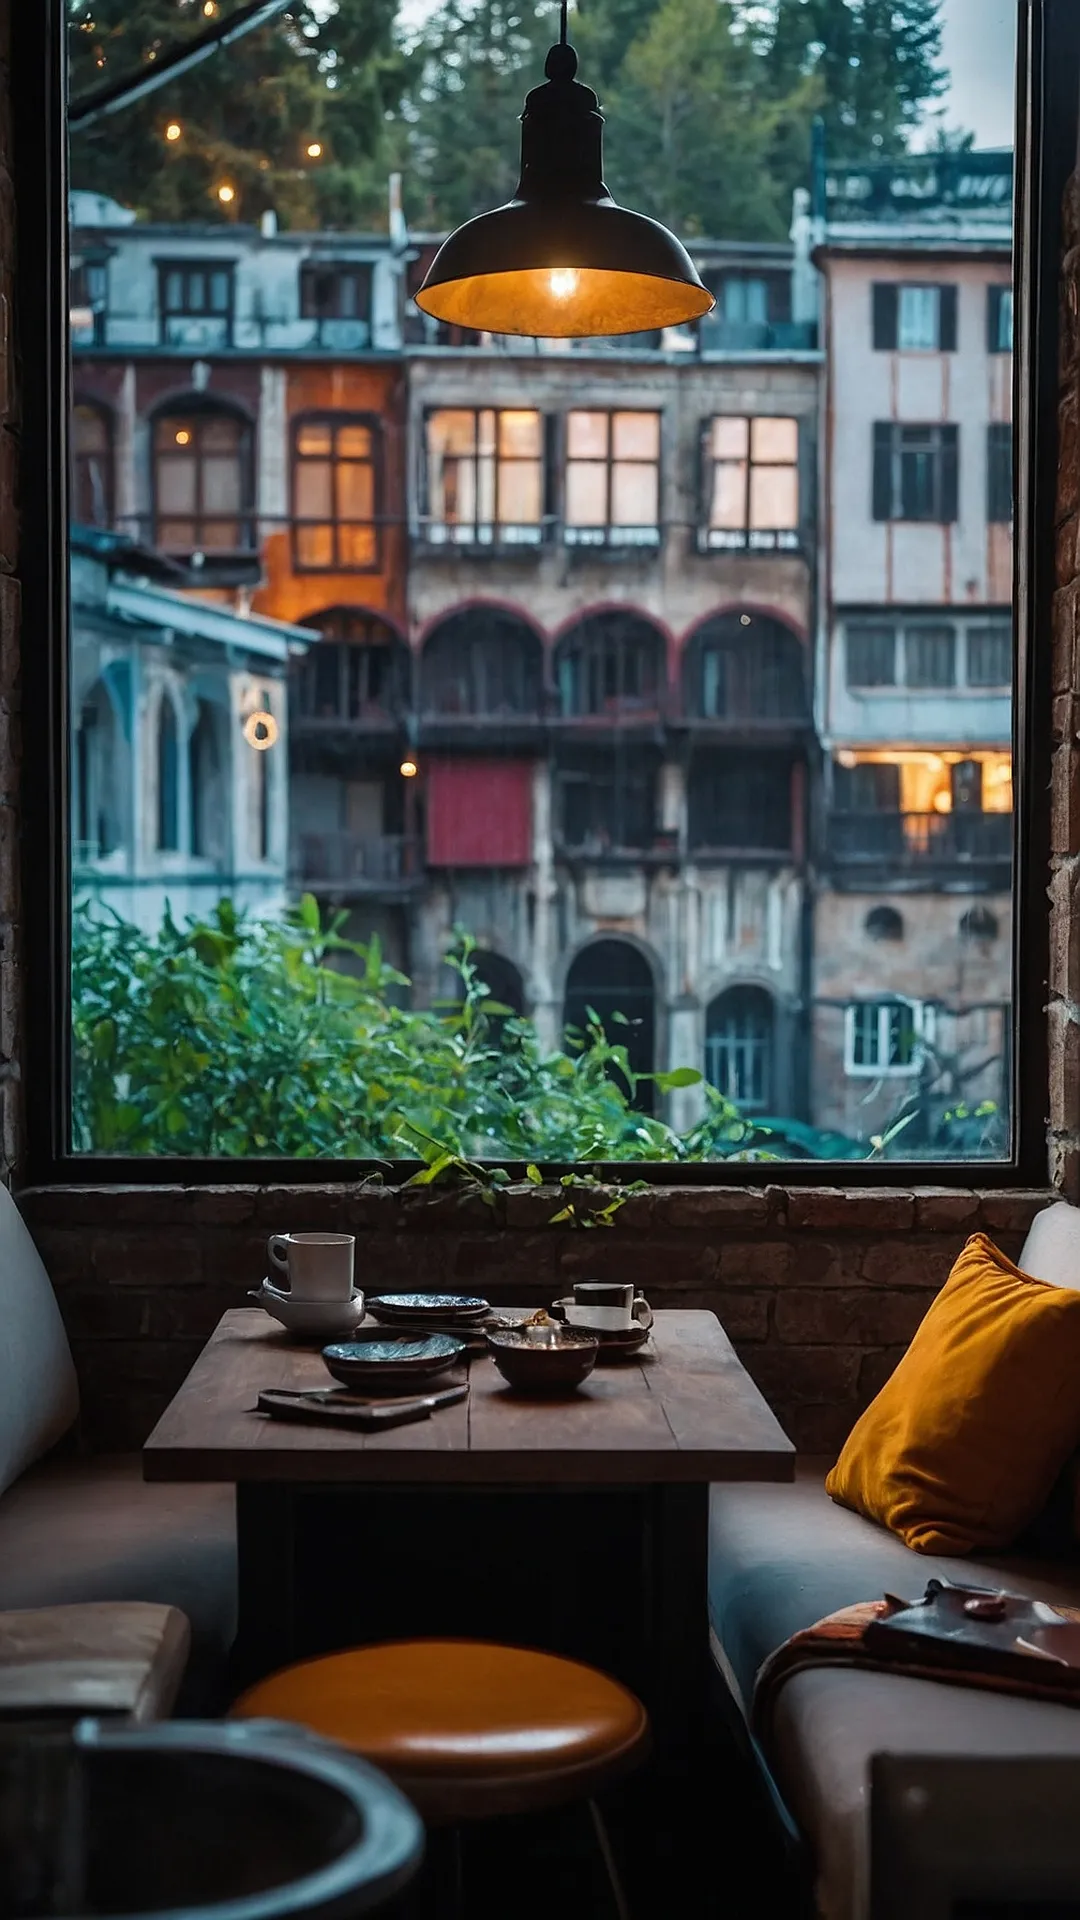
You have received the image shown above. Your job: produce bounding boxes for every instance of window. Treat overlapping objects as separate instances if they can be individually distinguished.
[968,623,1012,687]
[904,625,956,689]
[873,283,957,352]
[702,416,799,552]
[156,695,179,852]
[865,907,904,942]
[72,402,112,528]
[555,613,665,717]
[556,755,659,855]
[961,907,1000,942]
[988,284,1014,353]
[705,987,774,1113]
[987,422,1013,523]
[845,999,931,1076]
[687,753,795,854]
[872,423,959,523]
[292,416,379,570]
[153,405,253,552]
[299,263,372,345]
[421,609,542,717]
[721,275,768,326]
[564,410,660,546]
[423,408,543,545]
[158,260,234,346]
[684,614,807,721]
[846,624,897,688]
[292,611,410,724]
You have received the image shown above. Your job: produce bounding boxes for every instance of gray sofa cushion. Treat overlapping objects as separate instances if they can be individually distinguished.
[0,1184,78,1496]
[0,1455,236,1712]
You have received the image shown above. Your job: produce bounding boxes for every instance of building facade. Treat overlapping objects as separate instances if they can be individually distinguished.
[812,150,1014,1153]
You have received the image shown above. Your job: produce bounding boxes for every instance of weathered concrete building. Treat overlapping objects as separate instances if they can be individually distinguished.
[812,150,1014,1153]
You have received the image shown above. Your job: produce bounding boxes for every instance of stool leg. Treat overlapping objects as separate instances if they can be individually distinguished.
[588,1799,632,1920]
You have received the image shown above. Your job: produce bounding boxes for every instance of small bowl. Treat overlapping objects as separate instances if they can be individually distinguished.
[485,1327,598,1395]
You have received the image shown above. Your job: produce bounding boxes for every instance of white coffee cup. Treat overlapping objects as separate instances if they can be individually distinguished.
[567,1281,635,1331]
[267,1232,355,1302]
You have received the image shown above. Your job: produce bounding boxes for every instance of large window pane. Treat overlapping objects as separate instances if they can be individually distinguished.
[65,0,1017,1168]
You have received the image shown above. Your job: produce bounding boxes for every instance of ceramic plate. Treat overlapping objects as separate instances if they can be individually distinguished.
[366,1293,490,1325]
[322,1333,466,1391]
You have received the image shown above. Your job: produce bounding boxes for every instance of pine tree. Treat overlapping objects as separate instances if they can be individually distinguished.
[68,0,408,229]
[752,0,948,159]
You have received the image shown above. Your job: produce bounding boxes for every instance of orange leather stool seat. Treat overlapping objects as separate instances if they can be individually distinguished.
[232,1639,650,1823]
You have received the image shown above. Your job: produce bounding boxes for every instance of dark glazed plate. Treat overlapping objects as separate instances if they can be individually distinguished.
[367,1293,490,1326]
[486,1327,598,1395]
[322,1334,466,1391]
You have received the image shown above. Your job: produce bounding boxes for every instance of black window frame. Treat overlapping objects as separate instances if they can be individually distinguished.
[988,420,1015,523]
[151,399,255,555]
[16,0,1068,1186]
[290,411,382,574]
[156,257,236,346]
[872,282,958,352]
[872,422,960,523]
[563,407,662,549]
[299,261,373,332]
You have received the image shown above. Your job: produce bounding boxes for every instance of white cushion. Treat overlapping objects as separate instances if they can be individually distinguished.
[1018,1201,1080,1289]
[0,1186,78,1495]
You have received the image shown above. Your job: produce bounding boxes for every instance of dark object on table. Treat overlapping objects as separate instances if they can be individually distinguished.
[322,1334,466,1392]
[549,1295,653,1358]
[486,1327,599,1394]
[366,1293,490,1327]
[0,1717,422,1917]
[257,1384,469,1432]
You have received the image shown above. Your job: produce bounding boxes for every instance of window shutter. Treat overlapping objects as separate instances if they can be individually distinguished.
[872,284,898,350]
[938,286,958,352]
[987,286,999,353]
[543,412,559,526]
[941,425,959,522]
[872,423,893,520]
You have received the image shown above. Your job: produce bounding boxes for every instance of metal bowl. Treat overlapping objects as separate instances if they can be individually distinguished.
[485,1326,599,1394]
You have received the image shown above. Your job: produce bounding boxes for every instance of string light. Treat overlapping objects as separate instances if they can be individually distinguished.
[165,122,182,142]
[305,141,323,159]
[243,712,278,751]
[174,429,191,445]
[203,1,218,14]
[217,184,236,205]
[400,758,419,779]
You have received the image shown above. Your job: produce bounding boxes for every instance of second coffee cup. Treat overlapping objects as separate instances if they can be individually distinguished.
[267,1231,355,1301]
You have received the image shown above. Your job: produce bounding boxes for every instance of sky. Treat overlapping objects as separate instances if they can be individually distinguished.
[395,0,1018,150]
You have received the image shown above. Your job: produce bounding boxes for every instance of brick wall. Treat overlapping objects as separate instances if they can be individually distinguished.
[1051,174,1080,1195]
[19,1182,1048,1453]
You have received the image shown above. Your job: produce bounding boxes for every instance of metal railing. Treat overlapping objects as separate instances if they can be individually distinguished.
[290,832,421,887]
[830,811,1013,866]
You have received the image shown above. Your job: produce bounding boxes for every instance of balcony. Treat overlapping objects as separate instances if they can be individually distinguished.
[829,810,1013,883]
[290,832,423,896]
[698,318,818,355]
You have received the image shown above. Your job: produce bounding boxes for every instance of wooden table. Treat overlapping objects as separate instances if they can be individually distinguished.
[145,1307,793,1888]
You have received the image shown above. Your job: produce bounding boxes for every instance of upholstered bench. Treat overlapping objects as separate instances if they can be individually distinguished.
[708,1200,1080,1920]
[0,1186,236,1713]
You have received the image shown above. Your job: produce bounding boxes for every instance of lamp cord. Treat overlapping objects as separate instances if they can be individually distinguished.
[560,0,568,44]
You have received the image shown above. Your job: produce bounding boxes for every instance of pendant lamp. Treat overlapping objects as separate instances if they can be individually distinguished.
[414,2,714,340]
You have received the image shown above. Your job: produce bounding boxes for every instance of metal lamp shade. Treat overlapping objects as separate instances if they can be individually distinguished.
[414,41,714,340]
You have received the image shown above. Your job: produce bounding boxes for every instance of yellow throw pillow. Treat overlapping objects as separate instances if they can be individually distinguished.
[826,1233,1080,1554]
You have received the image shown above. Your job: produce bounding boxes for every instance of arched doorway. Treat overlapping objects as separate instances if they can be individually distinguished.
[563,940,655,1112]
[705,986,775,1114]
[471,949,525,1016]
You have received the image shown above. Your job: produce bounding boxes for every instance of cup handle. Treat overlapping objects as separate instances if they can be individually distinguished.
[268,1235,290,1277]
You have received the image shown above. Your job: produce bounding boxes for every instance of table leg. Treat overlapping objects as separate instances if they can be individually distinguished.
[231,1483,297,1691]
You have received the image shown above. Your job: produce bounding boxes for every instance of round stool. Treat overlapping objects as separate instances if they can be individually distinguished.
[231,1639,650,1825]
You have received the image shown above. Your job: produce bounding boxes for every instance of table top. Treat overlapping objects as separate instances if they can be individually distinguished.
[142,1308,795,1486]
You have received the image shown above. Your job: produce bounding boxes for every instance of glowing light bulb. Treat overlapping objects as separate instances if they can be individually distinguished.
[203,2,217,15]
[400,758,419,779]
[548,269,579,301]
[217,184,235,205]
[243,711,278,751]
[174,429,191,446]
[165,122,182,142]
[305,141,323,159]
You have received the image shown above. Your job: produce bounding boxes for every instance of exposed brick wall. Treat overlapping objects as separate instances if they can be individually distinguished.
[0,0,21,1183]
[1051,174,1080,1195]
[19,1183,1049,1454]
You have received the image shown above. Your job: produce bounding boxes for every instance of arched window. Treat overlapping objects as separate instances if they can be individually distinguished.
[683,613,808,721]
[563,940,656,1112]
[74,675,126,857]
[865,906,904,942]
[189,698,228,864]
[705,987,774,1113]
[72,401,113,528]
[153,402,253,552]
[688,752,794,854]
[441,949,526,1025]
[555,612,665,718]
[960,906,1000,941]
[156,695,179,852]
[421,609,542,717]
[293,610,410,723]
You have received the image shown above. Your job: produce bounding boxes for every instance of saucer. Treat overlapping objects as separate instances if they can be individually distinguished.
[549,1296,653,1358]
[249,1280,366,1340]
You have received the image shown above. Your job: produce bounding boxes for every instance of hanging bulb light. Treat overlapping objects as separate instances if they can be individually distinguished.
[414,1,713,340]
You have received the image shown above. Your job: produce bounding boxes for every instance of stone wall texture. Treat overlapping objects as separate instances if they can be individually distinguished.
[18,1182,1050,1453]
